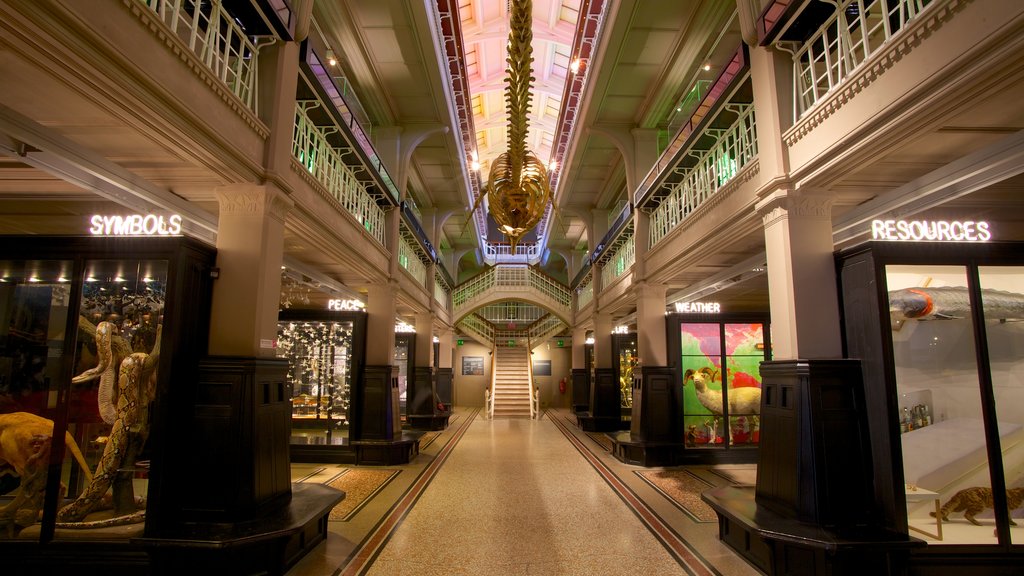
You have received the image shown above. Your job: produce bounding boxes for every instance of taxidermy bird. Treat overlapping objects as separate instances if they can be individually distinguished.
[683,367,762,417]
[466,0,552,251]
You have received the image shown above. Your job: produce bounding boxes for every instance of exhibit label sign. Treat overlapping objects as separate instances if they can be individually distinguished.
[674,302,722,313]
[327,299,364,311]
[871,219,991,242]
[90,214,182,236]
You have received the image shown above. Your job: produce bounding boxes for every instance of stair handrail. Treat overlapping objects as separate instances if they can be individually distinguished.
[527,337,538,420]
[486,344,497,419]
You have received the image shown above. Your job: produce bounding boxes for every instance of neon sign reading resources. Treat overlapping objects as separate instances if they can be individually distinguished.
[90,214,182,236]
[675,302,722,313]
[871,219,991,242]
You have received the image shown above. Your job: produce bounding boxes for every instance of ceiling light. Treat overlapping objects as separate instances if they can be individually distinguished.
[548,160,558,171]
[703,63,711,71]
[326,49,337,67]
[471,160,481,171]
[570,58,581,74]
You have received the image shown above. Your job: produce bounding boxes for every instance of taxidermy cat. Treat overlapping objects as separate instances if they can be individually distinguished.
[930,486,1024,526]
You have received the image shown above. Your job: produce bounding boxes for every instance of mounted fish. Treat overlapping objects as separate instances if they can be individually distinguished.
[467,0,552,251]
[888,286,1024,322]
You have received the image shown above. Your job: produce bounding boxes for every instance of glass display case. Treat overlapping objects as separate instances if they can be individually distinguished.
[276,310,366,445]
[668,314,770,451]
[394,333,414,417]
[0,236,214,544]
[612,333,637,409]
[839,241,1024,549]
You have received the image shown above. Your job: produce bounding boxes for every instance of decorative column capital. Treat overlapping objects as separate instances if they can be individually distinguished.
[214,183,293,223]
[755,188,834,228]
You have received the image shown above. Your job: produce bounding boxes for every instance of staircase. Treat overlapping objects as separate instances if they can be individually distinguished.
[492,346,532,418]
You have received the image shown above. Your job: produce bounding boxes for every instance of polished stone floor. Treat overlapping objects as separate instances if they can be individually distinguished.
[286,408,760,576]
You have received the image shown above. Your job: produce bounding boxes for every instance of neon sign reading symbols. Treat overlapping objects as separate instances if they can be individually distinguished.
[90,214,182,236]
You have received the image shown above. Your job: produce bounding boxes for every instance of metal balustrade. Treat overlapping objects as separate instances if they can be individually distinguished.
[141,0,260,110]
[399,237,427,284]
[600,235,635,289]
[483,242,542,264]
[434,275,450,311]
[474,303,547,324]
[293,104,386,247]
[649,103,757,247]
[453,265,572,320]
[576,273,593,311]
[458,315,495,350]
[788,0,933,118]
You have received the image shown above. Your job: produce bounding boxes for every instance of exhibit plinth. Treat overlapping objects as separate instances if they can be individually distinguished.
[142,483,344,576]
[185,357,293,522]
[351,364,419,464]
[406,366,450,431]
[577,368,626,432]
[608,366,685,466]
[704,359,922,575]
[571,368,590,413]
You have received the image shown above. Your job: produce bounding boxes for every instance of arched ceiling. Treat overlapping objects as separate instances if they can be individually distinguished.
[460,0,579,178]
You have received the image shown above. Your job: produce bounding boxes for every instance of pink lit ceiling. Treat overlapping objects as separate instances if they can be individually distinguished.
[459,0,581,177]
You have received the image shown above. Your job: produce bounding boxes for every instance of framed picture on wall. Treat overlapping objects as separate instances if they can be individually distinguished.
[533,359,551,376]
[462,356,484,375]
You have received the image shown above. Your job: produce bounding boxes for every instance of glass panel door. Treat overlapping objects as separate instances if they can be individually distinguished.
[681,323,724,448]
[977,265,1024,544]
[886,264,994,544]
[57,259,168,536]
[724,323,765,447]
[0,259,73,541]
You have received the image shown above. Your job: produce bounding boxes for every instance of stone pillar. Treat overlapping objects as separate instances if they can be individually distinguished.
[571,325,589,412]
[209,184,292,357]
[593,312,612,369]
[364,282,398,365]
[435,328,454,409]
[407,312,442,429]
[634,282,667,367]
[755,190,842,360]
[258,40,301,183]
[355,281,399,439]
[631,209,650,281]
[749,44,794,183]
[582,312,620,431]
[631,128,660,196]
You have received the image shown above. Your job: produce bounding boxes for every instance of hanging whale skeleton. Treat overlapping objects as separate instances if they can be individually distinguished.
[466,0,552,252]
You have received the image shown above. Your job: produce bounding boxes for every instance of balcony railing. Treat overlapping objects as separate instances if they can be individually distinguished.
[453,265,572,316]
[483,242,543,264]
[789,0,933,118]
[141,0,260,110]
[293,103,386,246]
[399,237,427,284]
[600,235,635,289]
[649,103,757,247]
[434,274,450,311]
[576,272,593,311]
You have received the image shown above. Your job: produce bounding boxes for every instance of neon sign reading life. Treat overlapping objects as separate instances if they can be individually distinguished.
[675,302,722,313]
[90,214,182,236]
[871,219,991,242]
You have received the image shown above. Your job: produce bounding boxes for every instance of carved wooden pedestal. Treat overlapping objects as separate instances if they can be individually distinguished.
[703,359,922,576]
[406,366,450,430]
[610,366,686,466]
[577,368,626,432]
[351,365,418,465]
[571,368,590,413]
